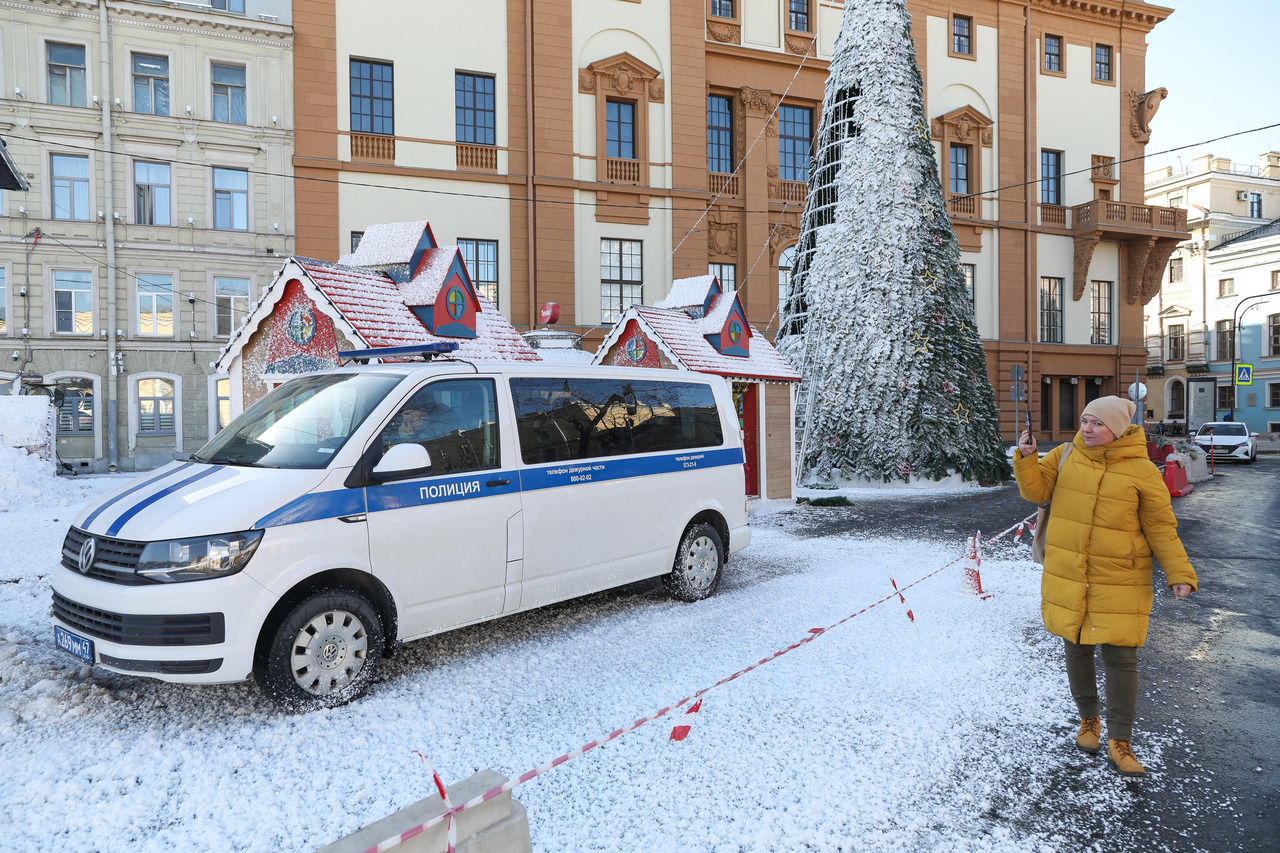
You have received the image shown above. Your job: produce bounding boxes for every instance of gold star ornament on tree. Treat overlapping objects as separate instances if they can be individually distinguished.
[953,401,971,424]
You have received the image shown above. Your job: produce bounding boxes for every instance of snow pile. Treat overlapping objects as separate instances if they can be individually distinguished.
[0,442,90,511]
[0,394,57,466]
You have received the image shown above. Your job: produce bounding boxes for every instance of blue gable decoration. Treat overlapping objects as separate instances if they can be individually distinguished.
[407,222,439,277]
[704,291,751,358]
[696,275,724,320]
[409,251,480,339]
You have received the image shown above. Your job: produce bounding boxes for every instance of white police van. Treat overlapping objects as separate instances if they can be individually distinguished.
[51,347,750,708]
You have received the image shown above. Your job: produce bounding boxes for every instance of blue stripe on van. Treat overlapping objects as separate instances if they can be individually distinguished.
[252,448,743,529]
[518,447,745,492]
[81,462,195,531]
[105,466,225,537]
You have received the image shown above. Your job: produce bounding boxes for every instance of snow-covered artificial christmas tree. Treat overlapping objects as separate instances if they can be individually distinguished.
[777,0,1009,485]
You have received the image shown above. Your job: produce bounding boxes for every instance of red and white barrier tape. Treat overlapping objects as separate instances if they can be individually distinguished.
[365,510,1042,852]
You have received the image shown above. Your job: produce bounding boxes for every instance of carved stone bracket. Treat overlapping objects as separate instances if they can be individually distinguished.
[1073,236,1099,301]
[1125,238,1154,304]
[1137,238,1181,304]
[1127,87,1167,143]
[740,86,775,117]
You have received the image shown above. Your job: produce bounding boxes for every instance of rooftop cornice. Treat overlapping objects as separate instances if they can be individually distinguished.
[1028,0,1174,32]
[0,0,291,40]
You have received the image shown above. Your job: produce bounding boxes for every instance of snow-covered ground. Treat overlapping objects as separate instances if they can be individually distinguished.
[1,461,1185,852]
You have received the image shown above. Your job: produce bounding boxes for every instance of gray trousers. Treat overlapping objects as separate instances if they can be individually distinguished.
[1063,639,1139,742]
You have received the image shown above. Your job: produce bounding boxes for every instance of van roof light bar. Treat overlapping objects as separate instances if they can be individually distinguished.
[338,342,460,364]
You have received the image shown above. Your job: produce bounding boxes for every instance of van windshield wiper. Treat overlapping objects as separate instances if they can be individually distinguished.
[191,454,279,468]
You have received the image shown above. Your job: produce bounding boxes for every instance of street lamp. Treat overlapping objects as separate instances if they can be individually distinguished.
[1228,292,1278,421]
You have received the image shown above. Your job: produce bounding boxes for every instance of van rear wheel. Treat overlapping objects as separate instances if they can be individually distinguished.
[664,522,724,602]
[256,589,383,710]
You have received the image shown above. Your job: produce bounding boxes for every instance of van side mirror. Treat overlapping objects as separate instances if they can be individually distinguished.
[371,443,433,480]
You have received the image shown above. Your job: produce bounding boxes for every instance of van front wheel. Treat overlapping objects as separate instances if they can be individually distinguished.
[256,589,384,710]
[664,523,724,602]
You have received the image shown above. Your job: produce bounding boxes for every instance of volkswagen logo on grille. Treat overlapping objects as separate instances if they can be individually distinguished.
[77,536,96,574]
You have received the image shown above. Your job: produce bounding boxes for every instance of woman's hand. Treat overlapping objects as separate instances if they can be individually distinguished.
[1171,583,1192,600]
[1017,429,1037,458]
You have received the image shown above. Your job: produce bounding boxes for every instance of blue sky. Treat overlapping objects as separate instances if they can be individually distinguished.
[1144,1,1280,173]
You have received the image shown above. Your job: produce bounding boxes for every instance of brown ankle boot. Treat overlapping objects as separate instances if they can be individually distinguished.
[1107,739,1145,776]
[1076,717,1101,753]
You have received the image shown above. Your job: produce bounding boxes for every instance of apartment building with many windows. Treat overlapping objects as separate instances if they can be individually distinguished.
[0,0,293,471]
[1143,152,1280,433]
[292,0,1184,444]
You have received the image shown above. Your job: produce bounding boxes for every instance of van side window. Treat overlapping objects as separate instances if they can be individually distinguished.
[510,377,723,464]
[378,378,500,475]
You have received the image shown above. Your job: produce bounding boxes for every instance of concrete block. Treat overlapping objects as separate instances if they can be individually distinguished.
[316,769,531,853]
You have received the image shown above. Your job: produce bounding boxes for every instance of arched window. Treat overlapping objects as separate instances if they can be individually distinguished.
[778,244,797,309]
[55,377,95,435]
[137,377,176,435]
[1168,379,1185,417]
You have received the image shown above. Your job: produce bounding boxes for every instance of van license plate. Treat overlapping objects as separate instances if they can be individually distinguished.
[54,625,95,664]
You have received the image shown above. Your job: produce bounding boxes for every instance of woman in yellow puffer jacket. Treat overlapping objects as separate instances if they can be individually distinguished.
[1014,395,1197,777]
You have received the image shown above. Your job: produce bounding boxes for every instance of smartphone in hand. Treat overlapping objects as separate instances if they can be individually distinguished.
[1024,409,1034,444]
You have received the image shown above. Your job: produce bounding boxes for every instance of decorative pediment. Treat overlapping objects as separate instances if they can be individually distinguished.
[408,252,480,339]
[579,53,663,102]
[705,292,751,359]
[931,105,994,148]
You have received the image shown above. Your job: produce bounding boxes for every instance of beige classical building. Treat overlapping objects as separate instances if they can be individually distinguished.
[0,0,293,471]
[1143,152,1280,432]
[290,0,1184,446]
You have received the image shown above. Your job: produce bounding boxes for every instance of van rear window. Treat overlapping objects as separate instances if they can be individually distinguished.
[510,377,723,464]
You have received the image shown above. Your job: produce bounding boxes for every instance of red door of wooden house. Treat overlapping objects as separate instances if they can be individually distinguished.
[733,382,759,496]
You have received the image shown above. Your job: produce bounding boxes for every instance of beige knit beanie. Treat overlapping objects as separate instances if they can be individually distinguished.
[1082,395,1137,438]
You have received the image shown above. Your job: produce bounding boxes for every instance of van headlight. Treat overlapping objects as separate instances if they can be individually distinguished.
[136,530,264,583]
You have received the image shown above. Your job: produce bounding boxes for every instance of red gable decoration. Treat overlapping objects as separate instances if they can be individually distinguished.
[705,292,751,358]
[407,250,479,339]
[610,319,660,368]
[264,279,340,375]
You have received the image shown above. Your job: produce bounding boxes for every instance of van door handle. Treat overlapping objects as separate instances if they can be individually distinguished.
[486,479,510,487]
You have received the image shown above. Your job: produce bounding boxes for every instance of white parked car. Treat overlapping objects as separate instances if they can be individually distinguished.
[1193,422,1258,463]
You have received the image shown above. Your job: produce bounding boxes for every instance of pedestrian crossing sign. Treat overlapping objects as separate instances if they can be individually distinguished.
[1236,364,1253,385]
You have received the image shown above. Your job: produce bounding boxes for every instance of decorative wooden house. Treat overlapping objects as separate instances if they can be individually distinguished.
[215,220,538,416]
[594,275,801,499]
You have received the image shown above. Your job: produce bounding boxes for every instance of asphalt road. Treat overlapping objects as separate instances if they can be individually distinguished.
[777,455,1280,852]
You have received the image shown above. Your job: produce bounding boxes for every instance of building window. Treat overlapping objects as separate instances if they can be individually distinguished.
[56,378,94,435]
[1090,280,1112,345]
[1269,313,1280,357]
[51,154,90,221]
[215,377,232,431]
[351,59,394,136]
[1043,35,1063,73]
[1041,150,1063,206]
[961,263,976,305]
[1216,384,1235,411]
[1269,381,1280,409]
[1214,319,1235,362]
[458,239,499,306]
[1094,44,1113,82]
[131,54,169,116]
[47,43,86,107]
[951,15,973,56]
[788,0,810,32]
[778,105,812,182]
[211,63,246,124]
[600,238,642,324]
[214,277,250,337]
[0,267,6,335]
[1272,270,1280,291]
[134,161,171,226]
[213,167,248,230]
[1250,192,1263,218]
[1039,277,1063,343]
[137,378,176,435]
[1169,257,1183,283]
[949,144,970,195]
[211,0,245,11]
[455,72,496,146]
[707,95,733,174]
[136,274,174,337]
[1169,194,1183,207]
[53,270,93,335]
[1218,277,1235,298]
[1168,379,1185,417]
[711,0,734,17]
[1167,323,1186,361]
[350,231,363,253]
[605,100,635,160]
[709,263,736,291]
[778,244,796,309]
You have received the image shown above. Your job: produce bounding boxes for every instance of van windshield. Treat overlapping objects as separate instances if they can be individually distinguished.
[192,373,403,469]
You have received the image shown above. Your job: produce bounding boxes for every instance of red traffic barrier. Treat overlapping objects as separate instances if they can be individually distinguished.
[1164,459,1194,497]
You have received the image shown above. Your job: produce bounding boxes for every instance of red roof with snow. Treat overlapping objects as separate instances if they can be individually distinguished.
[295,257,539,361]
